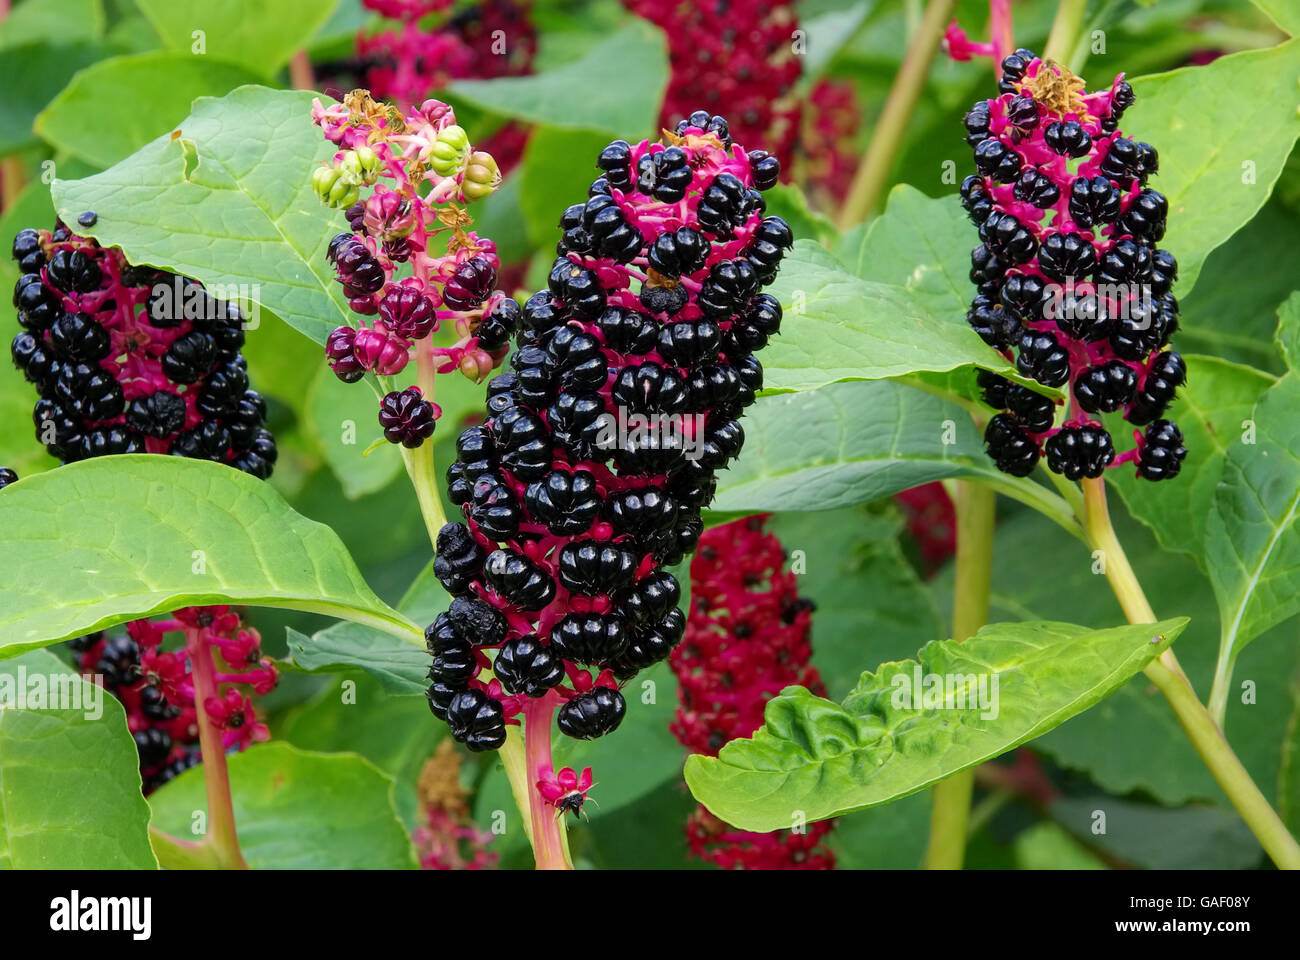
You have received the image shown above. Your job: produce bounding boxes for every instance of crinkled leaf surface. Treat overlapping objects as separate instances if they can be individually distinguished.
[52,86,351,343]
[684,618,1186,831]
[0,649,157,869]
[0,455,419,660]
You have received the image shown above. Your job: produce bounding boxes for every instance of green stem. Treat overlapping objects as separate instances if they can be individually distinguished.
[1208,646,1236,729]
[1041,0,1089,68]
[1080,478,1300,870]
[148,827,224,870]
[923,480,996,869]
[838,0,958,227]
[185,627,248,870]
[400,338,448,552]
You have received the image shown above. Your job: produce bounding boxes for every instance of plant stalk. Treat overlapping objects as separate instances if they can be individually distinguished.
[401,340,449,552]
[839,0,958,227]
[1041,0,1089,68]
[184,626,249,870]
[1080,478,1300,869]
[520,693,572,870]
[924,480,996,869]
[989,0,1014,76]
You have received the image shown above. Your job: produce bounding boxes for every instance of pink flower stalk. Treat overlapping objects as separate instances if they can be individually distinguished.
[67,606,277,792]
[671,516,836,869]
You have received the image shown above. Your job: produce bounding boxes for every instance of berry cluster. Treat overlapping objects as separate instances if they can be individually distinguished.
[671,516,835,869]
[624,0,803,172]
[66,607,275,793]
[425,112,794,751]
[313,91,508,447]
[10,221,276,473]
[797,79,864,207]
[958,52,1188,483]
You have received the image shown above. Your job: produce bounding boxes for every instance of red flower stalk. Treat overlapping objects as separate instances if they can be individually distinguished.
[671,515,835,869]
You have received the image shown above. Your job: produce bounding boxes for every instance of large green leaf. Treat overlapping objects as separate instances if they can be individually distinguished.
[284,624,429,695]
[1205,354,1300,666]
[134,0,339,78]
[51,86,351,343]
[148,741,418,869]
[712,380,1010,513]
[0,649,157,869]
[0,455,419,659]
[1107,355,1275,563]
[519,127,611,248]
[305,367,404,501]
[1125,39,1300,294]
[447,21,668,137]
[36,52,262,168]
[0,41,105,154]
[761,240,1021,393]
[276,671,442,829]
[684,618,1187,831]
[939,497,1299,808]
[1252,0,1300,35]
[0,0,104,49]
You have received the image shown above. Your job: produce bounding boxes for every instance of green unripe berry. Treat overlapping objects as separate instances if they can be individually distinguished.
[341,146,381,185]
[462,151,501,202]
[430,125,471,178]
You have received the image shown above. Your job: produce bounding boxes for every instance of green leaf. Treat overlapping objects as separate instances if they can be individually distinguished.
[148,741,418,868]
[684,618,1187,831]
[768,506,946,702]
[1205,377,1300,665]
[0,0,104,49]
[845,184,971,319]
[0,42,105,154]
[1012,821,1106,870]
[760,182,837,247]
[711,380,1010,513]
[36,52,262,168]
[305,367,404,500]
[0,455,420,660]
[1252,0,1300,35]
[52,86,352,343]
[941,495,1299,807]
[1177,200,1300,373]
[134,0,339,78]
[447,21,668,137]
[0,649,157,869]
[762,240,1020,393]
[1125,39,1300,294]
[1049,795,1262,869]
[277,671,442,828]
[284,624,429,695]
[1107,355,1275,563]
[519,127,611,248]
[282,562,449,694]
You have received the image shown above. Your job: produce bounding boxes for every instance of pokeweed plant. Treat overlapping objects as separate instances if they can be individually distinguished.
[0,0,1297,873]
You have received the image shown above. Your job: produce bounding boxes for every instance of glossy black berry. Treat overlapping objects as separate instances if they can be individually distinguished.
[997,48,1037,94]
[126,390,187,438]
[162,331,216,383]
[1127,351,1186,425]
[1069,176,1122,228]
[557,687,626,740]
[1136,419,1186,482]
[979,211,1037,264]
[596,139,633,189]
[1099,137,1158,187]
[1038,232,1098,283]
[483,547,556,611]
[524,468,601,535]
[0,467,17,489]
[960,175,994,224]
[433,522,484,596]
[45,248,102,293]
[49,312,111,362]
[748,149,780,190]
[985,413,1040,477]
[963,100,992,145]
[973,137,1022,183]
[696,171,747,235]
[445,689,507,752]
[1004,383,1057,433]
[549,612,627,663]
[1016,329,1071,387]
[1013,168,1060,209]
[494,635,564,697]
[1044,121,1091,158]
[557,541,639,595]
[443,255,497,311]
[966,295,1019,349]
[1045,423,1115,480]
[1117,189,1168,242]
[1075,360,1138,413]
[11,228,44,273]
[476,297,519,350]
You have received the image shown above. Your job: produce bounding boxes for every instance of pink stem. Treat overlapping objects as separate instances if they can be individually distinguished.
[523,692,571,870]
[185,626,249,870]
[990,0,1014,77]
